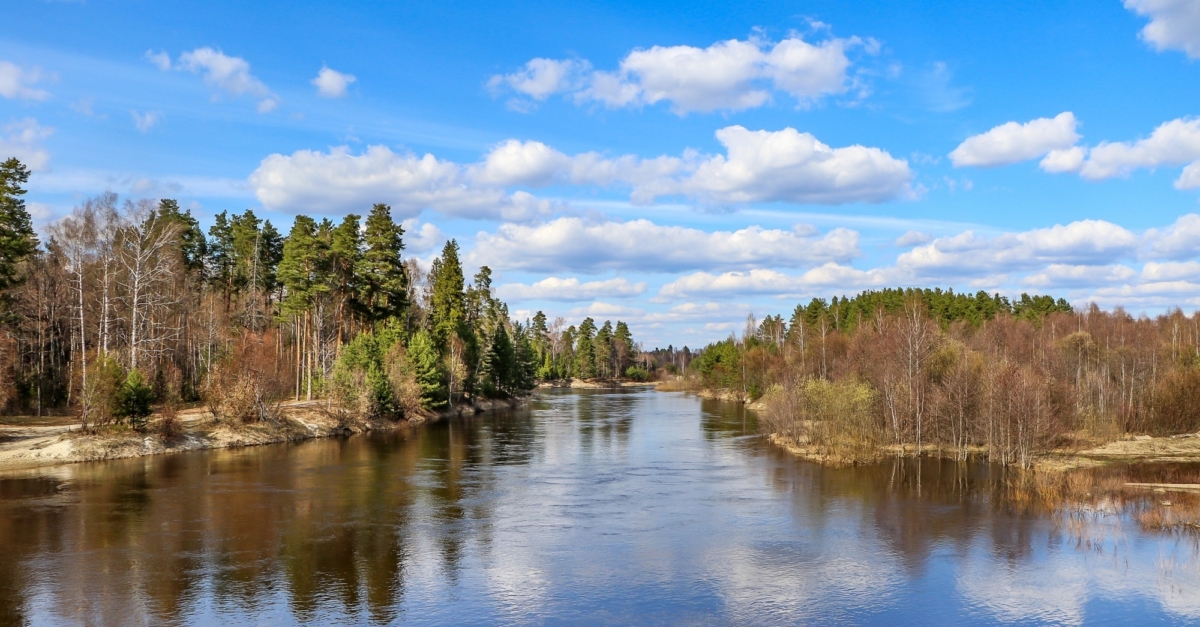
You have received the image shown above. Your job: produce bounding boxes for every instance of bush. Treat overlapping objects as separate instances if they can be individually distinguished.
[624,366,651,382]
[114,369,154,430]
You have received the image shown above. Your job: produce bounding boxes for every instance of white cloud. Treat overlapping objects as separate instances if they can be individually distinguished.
[1039,146,1086,173]
[144,50,171,71]
[1142,260,1200,281]
[249,145,517,218]
[0,118,53,171]
[497,277,647,302]
[669,125,912,205]
[469,139,571,186]
[1077,117,1200,181]
[657,264,896,299]
[311,66,356,98]
[172,47,278,112]
[130,110,162,132]
[1143,213,1200,259]
[253,126,908,220]
[1125,0,1200,58]
[895,230,931,246]
[949,112,1079,168]
[1022,264,1138,288]
[1177,160,1200,189]
[495,33,865,114]
[400,219,445,253]
[898,219,1139,277]
[0,61,51,101]
[470,217,860,273]
[488,58,590,101]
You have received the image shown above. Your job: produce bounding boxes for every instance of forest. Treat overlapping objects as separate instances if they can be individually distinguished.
[691,288,1200,467]
[0,158,638,426]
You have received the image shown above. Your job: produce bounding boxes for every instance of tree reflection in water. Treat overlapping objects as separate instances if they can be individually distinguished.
[0,389,1198,626]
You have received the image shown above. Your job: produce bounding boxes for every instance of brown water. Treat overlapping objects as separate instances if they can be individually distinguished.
[0,388,1198,626]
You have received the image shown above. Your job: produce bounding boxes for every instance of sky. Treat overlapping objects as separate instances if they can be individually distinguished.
[3,0,1200,348]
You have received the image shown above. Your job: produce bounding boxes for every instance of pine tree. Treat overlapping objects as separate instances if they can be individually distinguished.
[595,320,613,378]
[277,215,331,400]
[482,323,515,397]
[614,321,634,376]
[575,318,597,379]
[428,239,466,349]
[155,199,207,276]
[329,213,362,340]
[357,203,408,325]
[0,158,39,317]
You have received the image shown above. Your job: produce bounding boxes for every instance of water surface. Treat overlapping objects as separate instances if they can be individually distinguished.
[1,389,1198,626]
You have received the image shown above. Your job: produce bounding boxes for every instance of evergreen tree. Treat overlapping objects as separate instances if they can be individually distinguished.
[155,199,207,275]
[595,320,613,378]
[407,330,446,408]
[329,213,362,336]
[357,203,408,324]
[277,216,331,399]
[575,318,597,379]
[114,369,154,430]
[512,323,538,393]
[482,323,515,397]
[614,321,634,375]
[428,239,466,349]
[0,158,39,315]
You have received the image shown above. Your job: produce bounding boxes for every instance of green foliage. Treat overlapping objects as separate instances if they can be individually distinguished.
[408,330,446,408]
[575,318,597,379]
[0,158,38,317]
[357,204,408,324]
[114,369,155,430]
[625,366,651,382]
[278,215,332,315]
[331,331,396,419]
[429,240,466,349]
[788,287,1072,335]
[155,199,207,275]
[693,339,743,391]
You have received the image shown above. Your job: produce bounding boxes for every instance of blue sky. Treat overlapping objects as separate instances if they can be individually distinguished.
[3,0,1200,347]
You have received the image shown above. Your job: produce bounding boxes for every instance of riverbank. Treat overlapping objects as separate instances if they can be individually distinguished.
[536,378,658,389]
[0,397,524,474]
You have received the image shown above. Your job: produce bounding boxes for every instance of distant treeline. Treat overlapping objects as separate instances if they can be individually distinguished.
[691,288,1200,467]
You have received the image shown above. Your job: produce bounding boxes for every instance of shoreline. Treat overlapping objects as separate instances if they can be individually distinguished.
[0,397,525,475]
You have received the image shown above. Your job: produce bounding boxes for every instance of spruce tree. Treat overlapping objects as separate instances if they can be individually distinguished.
[428,239,466,349]
[575,318,597,379]
[407,330,446,408]
[0,158,38,312]
[614,321,634,375]
[357,204,408,324]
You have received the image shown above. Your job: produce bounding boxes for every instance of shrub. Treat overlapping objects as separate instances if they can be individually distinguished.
[114,369,154,430]
[624,366,651,382]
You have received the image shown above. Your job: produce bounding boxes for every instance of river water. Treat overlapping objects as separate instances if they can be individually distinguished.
[1,388,1198,626]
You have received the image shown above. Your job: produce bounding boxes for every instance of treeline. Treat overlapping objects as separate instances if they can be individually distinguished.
[0,158,633,426]
[525,313,642,381]
[693,287,1200,467]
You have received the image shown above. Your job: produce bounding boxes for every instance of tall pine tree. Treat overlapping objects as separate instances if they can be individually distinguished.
[0,159,38,318]
[356,204,408,325]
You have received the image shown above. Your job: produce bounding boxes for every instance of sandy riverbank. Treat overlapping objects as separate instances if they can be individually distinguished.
[0,397,523,474]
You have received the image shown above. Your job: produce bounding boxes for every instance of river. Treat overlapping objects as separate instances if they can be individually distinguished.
[0,388,1197,626]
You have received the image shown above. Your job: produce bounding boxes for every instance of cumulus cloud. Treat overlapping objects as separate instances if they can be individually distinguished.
[311,66,356,98]
[657,264,896,299]
[0,61,51,101]
[1125,0,1200,58]
[163,47,279,112]
[497,277,647,302]
[249,145,518,218]
[492,32,869,114]
[1077,117,1200,181]
[1021,264,1138,288]
[949,112,1080,168]
[1143,213,1200,259]
[251,126,909,218]
[400,219,445,253]
[897,220,1139,277]
[670,126,912,205]
[0,118,53,171]
[470,217,860,273]
[130,110,162,132]
[895,230,932,246]
[488,58,591,101]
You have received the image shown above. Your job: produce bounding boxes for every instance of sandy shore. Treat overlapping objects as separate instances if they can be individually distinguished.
[0,397,523,474]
